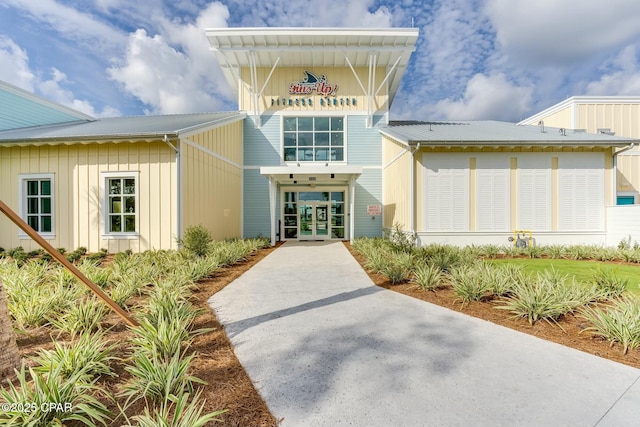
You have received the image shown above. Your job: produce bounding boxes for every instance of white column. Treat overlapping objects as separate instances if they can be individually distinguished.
[349,177,356,243]
[269,176,277,246]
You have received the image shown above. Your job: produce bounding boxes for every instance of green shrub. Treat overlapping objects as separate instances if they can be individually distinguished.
[591,268,630,299]
[379,252,414,284]
[30,330,117,381]
[123,391,225,427]
[411,263,443,291]
[122,349,205,404]
[496,270,602,326]
[179,225,212,257]
[50,297,109,336]
[0,362,111,426]
[449,262,494,304]
[579,296,640,354]
[384,223,416,253]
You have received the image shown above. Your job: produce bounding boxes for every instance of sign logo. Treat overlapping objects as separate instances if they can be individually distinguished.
[289,71,338,97]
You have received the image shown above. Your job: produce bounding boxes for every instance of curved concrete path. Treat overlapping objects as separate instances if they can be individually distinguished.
[209,241,640,426]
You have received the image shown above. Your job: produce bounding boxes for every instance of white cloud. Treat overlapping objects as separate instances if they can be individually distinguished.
[225,0,392,27]
[433,73,533,121]
[107,2,234,114]
[38,68,120,117]
[585,45,640,95]
[0,36,35,91]
[2,0,126,50]
[485,0,640,65]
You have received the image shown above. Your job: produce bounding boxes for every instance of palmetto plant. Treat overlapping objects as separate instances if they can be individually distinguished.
[580,296,640,354]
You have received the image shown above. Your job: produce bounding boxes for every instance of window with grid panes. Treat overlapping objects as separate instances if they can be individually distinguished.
[21,175,53,233]
[106,176,137,233]
[283,117,344,162]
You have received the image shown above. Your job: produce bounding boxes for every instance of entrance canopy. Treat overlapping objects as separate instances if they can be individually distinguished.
[206,27,419,126]
[260,165,362,245]
[260,164,362,185]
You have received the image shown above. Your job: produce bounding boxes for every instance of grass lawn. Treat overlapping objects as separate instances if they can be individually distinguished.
[490,258,640,295]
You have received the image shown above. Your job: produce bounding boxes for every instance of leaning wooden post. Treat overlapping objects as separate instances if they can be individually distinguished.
[0,200,139,328]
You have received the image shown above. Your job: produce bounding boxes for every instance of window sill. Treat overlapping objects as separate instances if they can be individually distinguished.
[18,233,56,240]
[101,233,140,240]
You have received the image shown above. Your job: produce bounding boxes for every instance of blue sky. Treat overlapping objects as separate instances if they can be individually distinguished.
[1,0,639,122]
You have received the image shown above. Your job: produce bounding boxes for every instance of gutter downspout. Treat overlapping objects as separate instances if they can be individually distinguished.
[613,142,636,204]
[409,143,420,238]
[163,135,182,248]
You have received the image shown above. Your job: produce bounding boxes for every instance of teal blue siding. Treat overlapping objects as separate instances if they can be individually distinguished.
[243,169,272,238]
[354,169,383,238]
[244,115,281,166]
[347,115,384,166]
[0,87,88,131]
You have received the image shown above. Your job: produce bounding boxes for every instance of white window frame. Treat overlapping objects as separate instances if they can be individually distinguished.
[281,114,348,164]
[101,171,140,239]
[18,173,55,238]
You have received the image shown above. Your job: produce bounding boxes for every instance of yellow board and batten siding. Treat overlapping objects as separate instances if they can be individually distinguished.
[181,120,243,240]
[523,101,640,194]
[239,67,388,113]
[382,135,412,229]
[0,142,177,253]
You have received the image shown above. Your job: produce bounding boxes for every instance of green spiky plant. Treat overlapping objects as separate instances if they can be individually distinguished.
[0,362,111,426]
[579,296,640,354]
[30,330,117,381]
[122,391,225,427]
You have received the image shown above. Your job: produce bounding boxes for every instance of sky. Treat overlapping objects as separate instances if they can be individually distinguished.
[1,0,640,122]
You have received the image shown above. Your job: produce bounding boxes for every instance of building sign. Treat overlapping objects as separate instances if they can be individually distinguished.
[289,71,339,97]
[367,205,382,216]
[269,70,356,109]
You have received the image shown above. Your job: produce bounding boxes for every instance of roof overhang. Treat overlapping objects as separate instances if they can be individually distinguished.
[260,164,362,185]
[205,27,419,106]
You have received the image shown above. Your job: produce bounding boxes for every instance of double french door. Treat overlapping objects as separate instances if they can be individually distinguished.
[282,190,346,240]
[299,203,330,240]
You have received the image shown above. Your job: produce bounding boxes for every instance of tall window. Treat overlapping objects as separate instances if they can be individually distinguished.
[283,116,344,162]
[103,172,138,235]
[20,174,54,234]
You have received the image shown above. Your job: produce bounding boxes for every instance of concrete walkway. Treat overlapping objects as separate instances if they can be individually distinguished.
[209,241,640,426]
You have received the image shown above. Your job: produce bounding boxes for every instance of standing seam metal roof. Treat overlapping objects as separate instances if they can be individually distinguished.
[380,120,637,146]
[0,112,246,143]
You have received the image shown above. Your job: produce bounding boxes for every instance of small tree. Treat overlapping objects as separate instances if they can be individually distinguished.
[0,279,21,380]
[178,225,213,257]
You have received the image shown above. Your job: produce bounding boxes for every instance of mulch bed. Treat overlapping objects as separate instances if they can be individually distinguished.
[345,242,640,370]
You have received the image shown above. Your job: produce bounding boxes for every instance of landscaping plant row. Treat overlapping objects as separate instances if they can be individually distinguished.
[0,227,270,426]
[352,237,640,354]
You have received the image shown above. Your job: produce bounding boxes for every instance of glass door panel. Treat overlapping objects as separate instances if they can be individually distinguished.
[315,204,329,237]
[299,205,313,237]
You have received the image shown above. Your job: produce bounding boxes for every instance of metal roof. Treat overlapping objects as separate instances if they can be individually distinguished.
[0,80,94,131]
[380,120,637,147]
[205,27,419,106]
[0,112,245,145]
